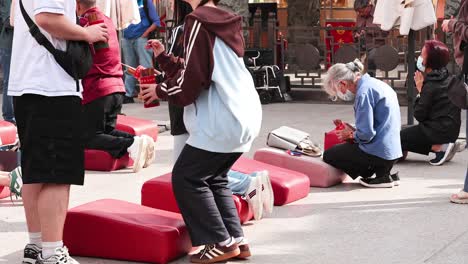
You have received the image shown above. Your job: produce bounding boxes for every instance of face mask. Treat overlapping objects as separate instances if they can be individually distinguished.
[337,90,355,101]
[417,56,426,72]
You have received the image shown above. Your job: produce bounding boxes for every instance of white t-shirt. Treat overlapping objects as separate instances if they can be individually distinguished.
[8,0,82,97]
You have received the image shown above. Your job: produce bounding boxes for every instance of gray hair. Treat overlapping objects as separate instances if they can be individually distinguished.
[78,0,97,8]
[322,59,364,97]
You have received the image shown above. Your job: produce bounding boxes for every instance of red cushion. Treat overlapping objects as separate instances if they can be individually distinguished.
[254,148,348,187]
[63,199,191,264]
[84,150,133,171]
[116,115,158,141]
[232,157,310,206]
[141,173,253,224]
[0,121,16,146]
[0,186,10,199]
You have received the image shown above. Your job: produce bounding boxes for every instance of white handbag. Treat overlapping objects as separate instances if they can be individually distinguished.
[267,126,322,157]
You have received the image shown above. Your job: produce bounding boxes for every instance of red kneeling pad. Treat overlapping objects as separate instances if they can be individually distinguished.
[232,157,310,206]
[141,173,253,224]
[254,148,347,187]
[84,150,132,172]
[0,186,10,199]
[64,199,191,264]
[84,115,158,171]
[116,115,158,141]
[0,121,16,146]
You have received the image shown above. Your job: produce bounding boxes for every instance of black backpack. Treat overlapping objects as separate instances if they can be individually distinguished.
[19,0,93,91]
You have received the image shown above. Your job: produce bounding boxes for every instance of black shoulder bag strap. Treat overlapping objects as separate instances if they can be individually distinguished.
[19,0,80,91]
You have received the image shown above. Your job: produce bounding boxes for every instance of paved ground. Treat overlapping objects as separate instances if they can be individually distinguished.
[0,101,467,264]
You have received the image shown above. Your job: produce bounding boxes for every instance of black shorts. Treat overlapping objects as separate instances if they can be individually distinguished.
[14,94,85,185]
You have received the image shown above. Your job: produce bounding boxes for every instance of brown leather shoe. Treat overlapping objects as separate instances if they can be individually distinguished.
[236,243,251,259]
[190,243,240,263]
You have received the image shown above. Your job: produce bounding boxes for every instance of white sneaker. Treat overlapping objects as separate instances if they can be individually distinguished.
[244,175,263,220]
[257,171,274,215]
[141,135,156,168]
[128,136,149,173]
[36,247,79,264]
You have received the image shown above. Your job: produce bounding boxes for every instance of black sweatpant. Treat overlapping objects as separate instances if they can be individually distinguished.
[172,144,244,246]
[400,125,433,156]
[83,93,134,158]
[323,142,396,180]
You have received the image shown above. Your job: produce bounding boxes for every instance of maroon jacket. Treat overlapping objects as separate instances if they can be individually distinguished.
[80,7,125,105]
[449,0,468,67]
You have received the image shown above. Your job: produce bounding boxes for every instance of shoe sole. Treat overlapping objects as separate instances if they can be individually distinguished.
[190,248,241,263]
[430,144,455,166]
[392,180,400,187]
[236,249,252,259]
[22,258,36,264]
[142,136,155,168]
[450,198,468,204]
[260,172,274,214]
[359,179,394,188]
[133,137,148,173]
[246,177,263,221]
[445,142,459,162]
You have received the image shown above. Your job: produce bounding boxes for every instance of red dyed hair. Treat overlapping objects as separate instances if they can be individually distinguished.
[424,40,450,70]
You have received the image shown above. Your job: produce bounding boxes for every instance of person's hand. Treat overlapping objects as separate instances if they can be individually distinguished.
[442,16,454,33]
[84,23,109,43]
[146,39,165,57]
[336,127,353,141]
[140,83,159,104]
[142,31,149,38]
[414,71,424,93]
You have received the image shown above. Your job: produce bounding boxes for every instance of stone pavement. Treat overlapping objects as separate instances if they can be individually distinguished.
[0,101,467,264]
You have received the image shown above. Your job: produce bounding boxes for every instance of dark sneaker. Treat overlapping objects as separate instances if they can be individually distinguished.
[190,243,240,263]
[430,143,455,166]
[391,172,400,187]
[123,96,135,104]
[22,244,41,264]
[235,239,251,259]
[359,175,393,188]
[35,247,79,264]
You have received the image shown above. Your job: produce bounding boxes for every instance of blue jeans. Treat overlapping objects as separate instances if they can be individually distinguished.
[121,37,153,97]
[0,48,15,124]
[227,171,253,196]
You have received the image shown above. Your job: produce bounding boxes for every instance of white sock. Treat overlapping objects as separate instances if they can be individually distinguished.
[441,144,449,152]
[128,136,140,151]
[29,232,42,247]
[234,237,245,244]
[42,241,63,259]
[219,237,234,247]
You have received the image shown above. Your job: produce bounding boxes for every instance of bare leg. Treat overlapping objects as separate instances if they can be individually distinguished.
[432,145,442,152]
[37,184,70,242]
[22,184,43,233]
[0,174,10,187]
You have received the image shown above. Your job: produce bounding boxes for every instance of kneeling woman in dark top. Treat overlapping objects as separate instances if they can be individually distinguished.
[400,40,461,166]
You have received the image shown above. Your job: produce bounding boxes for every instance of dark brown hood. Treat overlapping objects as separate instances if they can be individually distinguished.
[187,6,244,56]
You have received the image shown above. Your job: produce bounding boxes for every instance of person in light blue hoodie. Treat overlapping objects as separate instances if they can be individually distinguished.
[322,59,403,188]
[140,0,262,261]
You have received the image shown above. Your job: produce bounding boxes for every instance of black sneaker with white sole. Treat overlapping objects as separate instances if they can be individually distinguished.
[430,143,455,166]
[22,244,41,264]
[359,175,394,188]
[390,172,400,186]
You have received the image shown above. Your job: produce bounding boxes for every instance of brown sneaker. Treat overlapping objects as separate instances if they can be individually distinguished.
[190,243,240,263]
[236,241,251,259]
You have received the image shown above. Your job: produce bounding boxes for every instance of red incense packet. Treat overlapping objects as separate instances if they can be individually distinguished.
[139,68,160,108]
